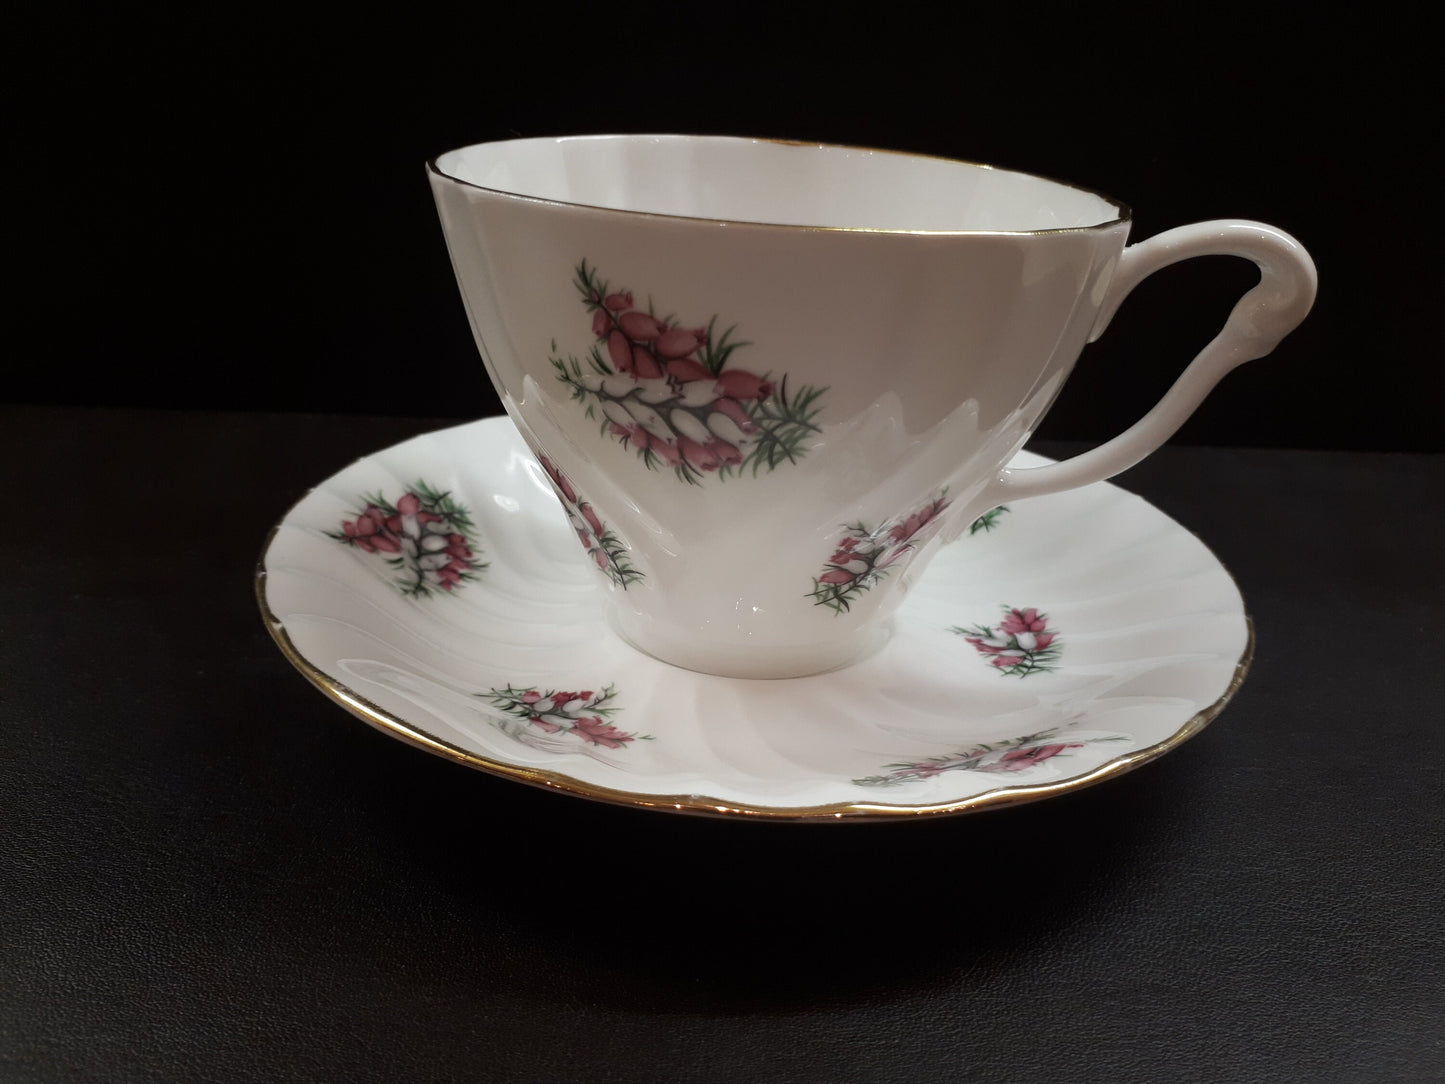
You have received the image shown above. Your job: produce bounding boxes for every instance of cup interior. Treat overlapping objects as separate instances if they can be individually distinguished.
[432,135,1126,234]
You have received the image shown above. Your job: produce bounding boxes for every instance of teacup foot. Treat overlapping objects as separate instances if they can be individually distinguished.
[607,607,893,680]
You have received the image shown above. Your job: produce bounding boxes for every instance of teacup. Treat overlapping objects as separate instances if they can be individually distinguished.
[428,135,1315,679]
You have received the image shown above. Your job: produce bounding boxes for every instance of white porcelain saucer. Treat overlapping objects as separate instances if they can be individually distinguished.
[257,417,1250,821]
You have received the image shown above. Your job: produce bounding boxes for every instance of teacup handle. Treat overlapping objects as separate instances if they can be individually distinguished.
[984,220,1317,503]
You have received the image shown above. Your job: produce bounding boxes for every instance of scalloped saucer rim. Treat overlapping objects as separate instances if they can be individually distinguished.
[257,417,1251,822]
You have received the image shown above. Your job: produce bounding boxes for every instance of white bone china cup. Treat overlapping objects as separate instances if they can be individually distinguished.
[428,135,1316,679]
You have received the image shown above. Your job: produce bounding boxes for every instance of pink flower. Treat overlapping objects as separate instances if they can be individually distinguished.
[593,549,608,570]
[607,422,629,439]
[591,309,611,338]
[370,534,401,554]
[396,493,421,516]
[529,714,564,733]
[666,358,713,382]
[650,439,682,467]
[819,569,856,585]
[978,743,1082,772]
[1034,632,1055,650]
[631,345,663,379]
[885,499,948,544]
[581,505,604,535]
[838,537,858,552]
[713,370,774,401]
[521,690,542,704]
[608,329,633,372]
[999,608,1047,636]
[618,311,666,342]
[571,715,634,748]
[540,459,578,503]
[604,291,633,311]
[829,550,855,565]
[655,326,704,358]
[678,436,720,471]
[706,439,742,466]
[353,537,376,553]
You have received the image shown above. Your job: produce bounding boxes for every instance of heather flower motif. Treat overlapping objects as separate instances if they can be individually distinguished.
[854,727,1127,786]
[550,260,826,485]
[808,494,951,613]
[329,481,484,597]
[536,455,643,589]
[954,606,1062,676]
[477,684,647,749]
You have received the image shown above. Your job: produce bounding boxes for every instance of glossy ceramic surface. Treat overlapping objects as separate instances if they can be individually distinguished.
[428,135,1313,677]
[258,417,1251,821]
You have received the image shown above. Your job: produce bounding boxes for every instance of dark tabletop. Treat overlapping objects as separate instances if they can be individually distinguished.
[3,406,1441,1084]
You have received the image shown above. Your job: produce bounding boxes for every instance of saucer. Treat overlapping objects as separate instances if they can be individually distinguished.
[257,417,1250,821]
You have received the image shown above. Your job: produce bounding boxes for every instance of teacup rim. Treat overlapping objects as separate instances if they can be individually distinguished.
[427,133,1133,237]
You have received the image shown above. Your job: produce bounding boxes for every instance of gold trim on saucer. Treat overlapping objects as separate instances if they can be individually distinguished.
[255,526,1252,822]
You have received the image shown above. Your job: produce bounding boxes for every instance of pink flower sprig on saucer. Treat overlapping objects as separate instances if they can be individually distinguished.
[954,606,1062,676]
[536,454,642,589]
[478,683,646,749]
[550,260,826,485]
[854,726,1126,787]
[807,494,951,613]
[329,481,484,597]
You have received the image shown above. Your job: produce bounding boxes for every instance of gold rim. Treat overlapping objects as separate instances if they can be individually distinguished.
[256,527,1251,822]
[426,134,1132,237]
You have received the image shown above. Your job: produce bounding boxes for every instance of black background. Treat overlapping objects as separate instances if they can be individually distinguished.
[10,2,1440,450]
[6,6,1445,1078]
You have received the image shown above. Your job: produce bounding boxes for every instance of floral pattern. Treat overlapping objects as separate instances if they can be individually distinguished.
[854,727,1127,787]
[808,495,952,613]
[955,606,1061,676]
[537,455,642,589]
[477,684,645,749]
[551,261,826,484]
[329,481,483,596]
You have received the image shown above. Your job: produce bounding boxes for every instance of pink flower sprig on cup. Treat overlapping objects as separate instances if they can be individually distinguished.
[853,726,1127,787]
[477,683,647,750]
[536,455,642,589]
[549,260,827,485]
[328,480,484,597]
[807,494,951,613]
[953,606,1062,677]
